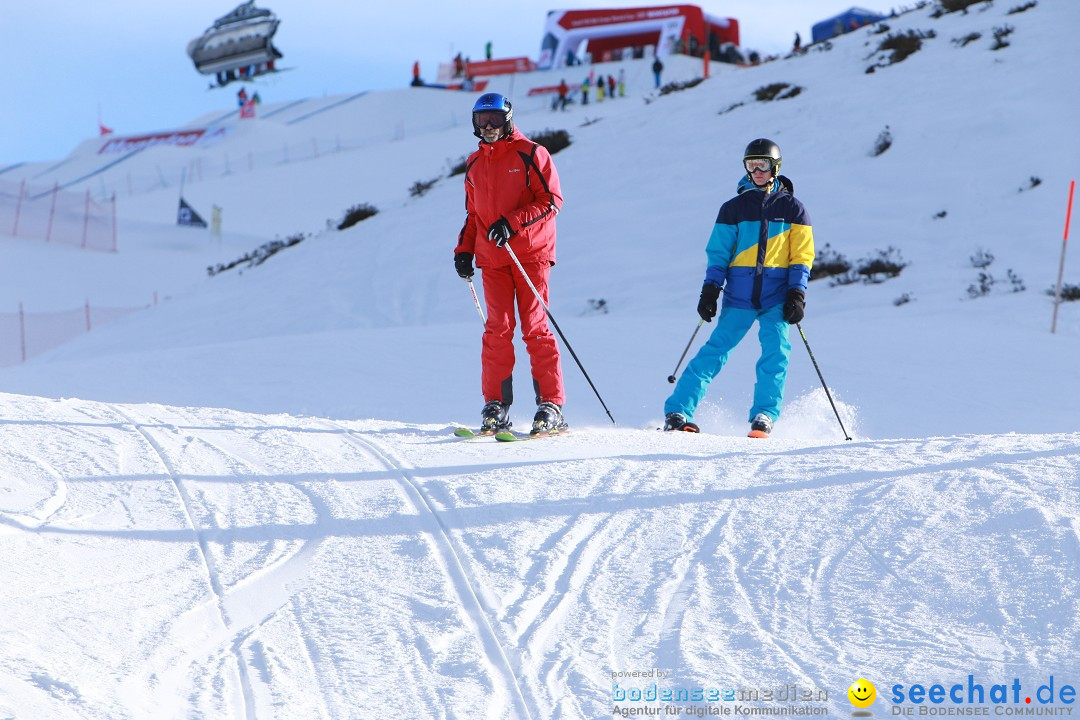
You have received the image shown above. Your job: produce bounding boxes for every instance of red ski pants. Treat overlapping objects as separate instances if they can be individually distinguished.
[480,262,566,407]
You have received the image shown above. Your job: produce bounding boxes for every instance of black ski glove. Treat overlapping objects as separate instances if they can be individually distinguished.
[783,288,805,324]
[454,252,474,279]
[487,217,513,248]
[698,283,721,322]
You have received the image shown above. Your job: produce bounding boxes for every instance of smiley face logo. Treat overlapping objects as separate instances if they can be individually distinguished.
[848,678,877,709]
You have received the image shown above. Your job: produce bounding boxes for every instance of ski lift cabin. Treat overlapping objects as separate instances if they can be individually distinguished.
[187,1,283,88]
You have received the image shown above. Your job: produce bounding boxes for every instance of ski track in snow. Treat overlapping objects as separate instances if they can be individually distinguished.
[92,403,259,720]
[327,421,535,720]
[1,396,1079,718]
[136,415,335,720]
[377,427,1080,718]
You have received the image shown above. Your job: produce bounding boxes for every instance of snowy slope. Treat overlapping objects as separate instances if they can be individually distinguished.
[2,3,1079,437]
[1,395,1078,719]
[0,1,1079,718]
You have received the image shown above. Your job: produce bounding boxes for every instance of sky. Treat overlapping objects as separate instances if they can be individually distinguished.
[0,0,884,165]
[0,1,1078,714]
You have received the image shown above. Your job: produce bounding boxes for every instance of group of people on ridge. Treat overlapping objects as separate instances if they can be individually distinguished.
[577,70,625,105]
[453,93,815,438]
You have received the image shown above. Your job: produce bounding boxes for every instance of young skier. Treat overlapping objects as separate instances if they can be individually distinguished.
[453,93,568,435]
[663,139,815,438]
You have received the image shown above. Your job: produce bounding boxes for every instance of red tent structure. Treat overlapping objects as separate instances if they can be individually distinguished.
[537,5,739,69]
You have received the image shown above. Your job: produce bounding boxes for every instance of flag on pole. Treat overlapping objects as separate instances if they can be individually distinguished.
[178,197,208,227]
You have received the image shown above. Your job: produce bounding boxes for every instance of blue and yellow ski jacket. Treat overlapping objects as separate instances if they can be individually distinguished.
[704,176,815,310]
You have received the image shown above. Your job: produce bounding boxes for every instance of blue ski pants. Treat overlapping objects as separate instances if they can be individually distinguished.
[664,303,791,423]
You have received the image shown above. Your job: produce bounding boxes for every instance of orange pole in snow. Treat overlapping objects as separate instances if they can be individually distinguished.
[1051,179,1075,334]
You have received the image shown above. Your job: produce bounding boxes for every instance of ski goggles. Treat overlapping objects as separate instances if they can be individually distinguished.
[744,157,775,173]
[473,111,508,129]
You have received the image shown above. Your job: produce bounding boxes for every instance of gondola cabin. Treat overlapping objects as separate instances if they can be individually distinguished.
[187,1,284,88]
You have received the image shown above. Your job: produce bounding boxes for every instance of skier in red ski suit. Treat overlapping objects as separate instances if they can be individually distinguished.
[454,93,567,435]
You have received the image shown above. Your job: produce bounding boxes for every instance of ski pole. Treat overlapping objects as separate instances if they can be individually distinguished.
[503,243,616,425]
[667,319,704,383]
[465,277,486,324]
[796,323,852,441]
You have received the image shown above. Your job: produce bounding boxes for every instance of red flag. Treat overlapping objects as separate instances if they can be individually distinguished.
[99,123,114,136]
[239,99,257,119]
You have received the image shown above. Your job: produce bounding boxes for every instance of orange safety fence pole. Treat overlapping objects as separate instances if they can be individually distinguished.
[1051,179,1075,334]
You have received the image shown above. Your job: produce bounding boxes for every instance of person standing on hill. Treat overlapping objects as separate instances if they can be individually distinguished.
[453,93,568,436]
[652,56,664,88]
[663,139,815,438]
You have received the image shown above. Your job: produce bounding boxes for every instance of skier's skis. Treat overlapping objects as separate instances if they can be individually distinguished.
[453,426,568,442]
[494,429,568,442]
[453,426,500,440]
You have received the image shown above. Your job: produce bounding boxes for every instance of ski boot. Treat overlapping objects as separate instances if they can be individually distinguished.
[748,413,773,439]
[663,412,700,433]
[530,402,568,436]
[480,400,511,435]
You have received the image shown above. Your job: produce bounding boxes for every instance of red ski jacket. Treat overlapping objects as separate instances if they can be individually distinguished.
[455,128,562,269]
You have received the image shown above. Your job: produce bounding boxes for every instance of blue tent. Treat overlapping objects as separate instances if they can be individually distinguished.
[811,7,887,44]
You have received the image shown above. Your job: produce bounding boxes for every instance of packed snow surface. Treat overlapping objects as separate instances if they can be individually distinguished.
[0,0,1078,717]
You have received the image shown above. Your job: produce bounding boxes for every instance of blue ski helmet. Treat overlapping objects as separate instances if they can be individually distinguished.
[471,92,514,139]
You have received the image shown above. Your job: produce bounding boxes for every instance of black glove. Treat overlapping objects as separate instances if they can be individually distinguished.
[782,288,805,324]
[698,283,721,322]
[454,252,474,279]
[487,217,513,248]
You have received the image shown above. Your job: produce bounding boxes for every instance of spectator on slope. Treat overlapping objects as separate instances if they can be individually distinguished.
[453,93,568,436]
[652,56,664,89]
[556,79,569,111]
[663,139,815,438]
